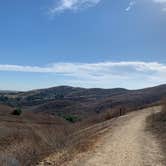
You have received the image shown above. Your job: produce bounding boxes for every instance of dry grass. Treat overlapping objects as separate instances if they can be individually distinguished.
[0,104,74,165]
[37,115,115,166]
[0,122,77,165]
[0,104,139,165]
[146,100,166,163]
[36,107,129,165]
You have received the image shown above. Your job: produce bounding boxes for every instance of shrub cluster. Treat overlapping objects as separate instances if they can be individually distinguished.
[12,108,22,116]
[63,115,79,123]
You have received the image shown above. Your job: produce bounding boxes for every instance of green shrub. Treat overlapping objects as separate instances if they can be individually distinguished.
[12,108,22,116]
[63,115,79,123]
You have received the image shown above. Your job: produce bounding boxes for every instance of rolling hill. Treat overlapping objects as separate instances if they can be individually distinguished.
[0,84,166,121]
[0,84,166,165]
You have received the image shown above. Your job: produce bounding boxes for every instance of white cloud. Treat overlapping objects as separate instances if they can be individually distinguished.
[125,1,136,12]
[48,0,166,14]
[125,0,166,12]
[153,0,166,11]
[153,0,166,3]
[0,61,166,73]
[50,0,101,14]
[162,7,166,11]
[0,61,166,89]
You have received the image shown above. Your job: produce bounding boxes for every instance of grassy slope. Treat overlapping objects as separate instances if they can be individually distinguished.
[0,104,73,165]
[0,102,129,165]
[1,84,166,165]
[146,102,166,162]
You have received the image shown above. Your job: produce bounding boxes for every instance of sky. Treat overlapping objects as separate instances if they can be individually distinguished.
[0,0,166,90]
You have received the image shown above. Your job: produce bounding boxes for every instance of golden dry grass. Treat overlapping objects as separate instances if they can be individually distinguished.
[0,103,153,165]
[146,100,166,163]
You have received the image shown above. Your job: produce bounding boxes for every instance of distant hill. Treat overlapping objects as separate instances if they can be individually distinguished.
[0,84,166,120]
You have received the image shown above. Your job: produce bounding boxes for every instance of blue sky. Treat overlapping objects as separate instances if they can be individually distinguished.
[0,0,166,90]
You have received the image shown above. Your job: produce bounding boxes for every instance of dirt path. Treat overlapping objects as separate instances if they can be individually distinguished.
[38,107,165,166]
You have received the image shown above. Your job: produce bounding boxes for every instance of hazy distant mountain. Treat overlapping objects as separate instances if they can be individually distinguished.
[0,84,166,119]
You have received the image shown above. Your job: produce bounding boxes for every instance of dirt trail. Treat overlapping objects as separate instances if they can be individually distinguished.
[38,107,165,166]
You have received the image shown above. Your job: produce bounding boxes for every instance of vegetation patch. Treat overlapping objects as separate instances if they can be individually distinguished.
[12,108,22,116]
[63,115,80,123]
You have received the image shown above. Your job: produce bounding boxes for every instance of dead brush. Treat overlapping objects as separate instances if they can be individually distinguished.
[146,101,166,164]
[161,99,166,112]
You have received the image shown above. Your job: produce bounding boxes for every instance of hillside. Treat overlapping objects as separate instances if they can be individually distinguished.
[0,85,166,165]
[0,84,166,121]
[0,104,71,165]
[38,106,165,166]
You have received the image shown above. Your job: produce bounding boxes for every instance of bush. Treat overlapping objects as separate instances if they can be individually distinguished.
[12,108,22,116]
[63,115,79,123]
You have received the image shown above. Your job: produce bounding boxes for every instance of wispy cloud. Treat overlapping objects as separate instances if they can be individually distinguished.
[162,7,166,11]
[125,1,136,12]
[0,61,166,89]
[49,0,101,14]
[0,61,166,73]
[125,0,166,12]
[153,0,166,11]
[153,0,166,3]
